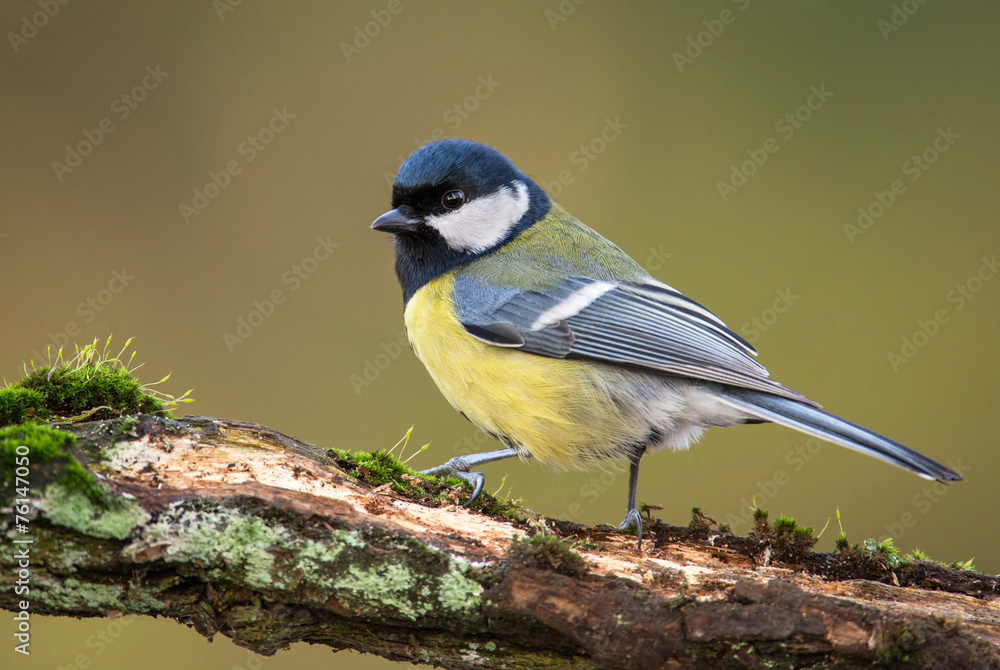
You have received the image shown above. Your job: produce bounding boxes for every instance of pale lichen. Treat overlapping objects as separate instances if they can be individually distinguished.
[333,562,428,620]
[124,504,281,589]
[437,563,483,614]
[118,501,484,623]
[35,577,123,612]
[37,483,149,540]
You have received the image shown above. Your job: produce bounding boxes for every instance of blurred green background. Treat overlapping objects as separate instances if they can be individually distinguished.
[2,1,998,667]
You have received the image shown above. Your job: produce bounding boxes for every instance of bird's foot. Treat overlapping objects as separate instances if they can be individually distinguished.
[618,508,644,552]
[420,457,485,508]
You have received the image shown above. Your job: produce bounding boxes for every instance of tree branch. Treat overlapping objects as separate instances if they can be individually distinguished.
[2,414,998,668]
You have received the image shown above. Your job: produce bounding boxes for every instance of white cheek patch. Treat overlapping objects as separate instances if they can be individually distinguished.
[530,281,616,330]
[424,180,530,253]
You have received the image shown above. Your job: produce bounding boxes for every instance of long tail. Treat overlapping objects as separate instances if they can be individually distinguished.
[715,387,963,483]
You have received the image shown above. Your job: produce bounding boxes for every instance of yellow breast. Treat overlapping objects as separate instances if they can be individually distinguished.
[404,272,643,469]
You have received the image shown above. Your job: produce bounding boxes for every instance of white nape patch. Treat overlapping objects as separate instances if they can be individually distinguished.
[530,281,615,330]
[424,180,530,253]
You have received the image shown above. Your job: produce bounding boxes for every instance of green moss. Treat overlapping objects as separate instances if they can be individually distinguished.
[751,510,816,563]
[0,387,48,425]
[471,490,534,524]
[950,558,977,571]
[509,534,589,578]
[1,338,192,430]
[328,448,535,523]
[575,538,603,551]
[861,538,902,569]
[5,362,165,426]
[844,540,980,574]
[0,423,106,503]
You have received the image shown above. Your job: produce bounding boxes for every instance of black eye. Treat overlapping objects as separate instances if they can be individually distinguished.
[442,189,466,210]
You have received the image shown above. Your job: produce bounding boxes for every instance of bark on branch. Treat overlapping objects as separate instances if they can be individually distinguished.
[1,414,998,669]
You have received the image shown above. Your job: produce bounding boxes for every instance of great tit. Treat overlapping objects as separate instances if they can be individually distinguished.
[371,138,962,548]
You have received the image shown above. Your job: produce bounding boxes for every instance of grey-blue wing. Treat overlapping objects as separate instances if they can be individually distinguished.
[453,274,812,403]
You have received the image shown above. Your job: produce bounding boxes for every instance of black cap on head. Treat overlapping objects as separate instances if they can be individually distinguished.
[394,139,520,200]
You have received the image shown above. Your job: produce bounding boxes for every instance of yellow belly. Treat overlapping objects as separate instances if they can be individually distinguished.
[404,273,644,469]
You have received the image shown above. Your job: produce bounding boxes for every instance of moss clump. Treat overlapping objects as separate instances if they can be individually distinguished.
[862,537,902,569]
[837,534,979,575]
[0,387,48,425]
[328,449,534,524]
[3,363,164,427]
[508,534,589,578]
[0,423,105,503]
[331,448,463,502]
[751,510,816,563]
[950,557,977,571]
[0,337,192,429]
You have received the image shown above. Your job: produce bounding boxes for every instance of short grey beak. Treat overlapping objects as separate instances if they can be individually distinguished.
[371,208,420,233]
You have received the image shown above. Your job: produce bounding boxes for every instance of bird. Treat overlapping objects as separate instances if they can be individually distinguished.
[371,138,962,549]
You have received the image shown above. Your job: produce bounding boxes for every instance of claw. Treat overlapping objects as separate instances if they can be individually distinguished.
[618,508,644,552]
[420,457,485,507]
[463,472,485,507]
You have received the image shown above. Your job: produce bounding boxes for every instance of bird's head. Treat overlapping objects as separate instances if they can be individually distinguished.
[372,139,551,301]
[372,139,550,253]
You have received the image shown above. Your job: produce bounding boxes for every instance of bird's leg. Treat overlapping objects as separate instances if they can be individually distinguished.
[420,447,519,507]
[617,448,645,551]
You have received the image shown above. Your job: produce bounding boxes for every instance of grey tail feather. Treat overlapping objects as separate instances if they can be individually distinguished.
[715,387,963,483]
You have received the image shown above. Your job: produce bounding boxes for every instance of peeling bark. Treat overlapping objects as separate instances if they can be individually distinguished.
[1,414,998,669]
